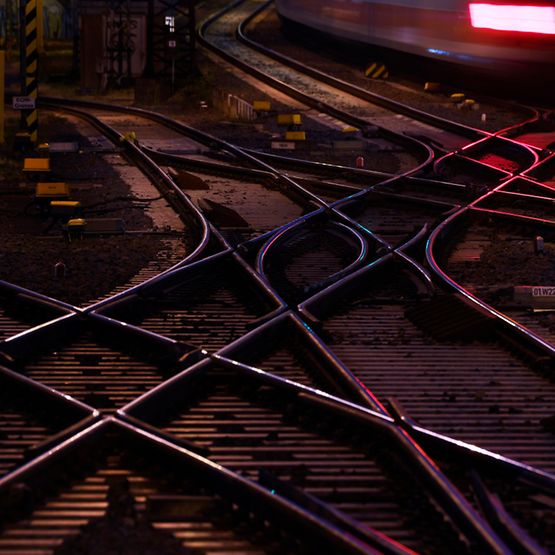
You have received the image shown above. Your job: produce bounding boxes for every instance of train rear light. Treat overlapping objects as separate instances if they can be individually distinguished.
[469,3,555,34]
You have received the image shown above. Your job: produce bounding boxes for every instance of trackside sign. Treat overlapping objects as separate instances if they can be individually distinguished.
[12,96,36,110]
[514,286,555,308]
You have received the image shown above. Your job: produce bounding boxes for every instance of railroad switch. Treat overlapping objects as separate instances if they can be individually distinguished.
[365,62,388,79]
[27,183,70,216]
[23,157,51,184]
[62,217,125,239]
[535,236,545,255]
[270,141,295,150]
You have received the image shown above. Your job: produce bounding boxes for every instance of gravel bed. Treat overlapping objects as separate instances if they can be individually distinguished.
[445,223,555,307]
[0,114,185,306]
[0,4,535,308]
[0,234,164,306]
[54,478,192,555]
[168,54,407,173]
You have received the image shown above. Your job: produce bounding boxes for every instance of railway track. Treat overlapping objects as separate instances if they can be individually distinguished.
[298,257,555,474]
[0,0,554,551]
[120,358,555,554]
[199,0,435,175]
[439,199,555,347]
[233,0,549,157]
[242,0,555,153]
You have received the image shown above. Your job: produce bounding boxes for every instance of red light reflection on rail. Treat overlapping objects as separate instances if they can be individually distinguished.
[469,3,555,34]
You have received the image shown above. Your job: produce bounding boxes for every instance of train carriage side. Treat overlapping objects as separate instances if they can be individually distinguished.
[275,0,555,69]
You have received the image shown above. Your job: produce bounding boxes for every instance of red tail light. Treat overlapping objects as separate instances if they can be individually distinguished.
[469,3,555,34]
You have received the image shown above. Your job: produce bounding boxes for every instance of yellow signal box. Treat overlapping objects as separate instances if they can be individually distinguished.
[23,158,50,173]
[277,114,302,126]
[253,101,271,111]
[285,131,306,141]
[36,182,70,199]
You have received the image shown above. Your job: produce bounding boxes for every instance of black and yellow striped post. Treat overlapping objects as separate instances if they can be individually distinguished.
[364,62,389,80]
[20,0,39,144]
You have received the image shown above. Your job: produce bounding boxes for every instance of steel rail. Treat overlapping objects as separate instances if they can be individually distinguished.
[241,0,545,152]
[239,0,487,140]
[149,141,470,256]
[37,100,213,308]
[0,416,378,554]
[404,421,555,492]
[0,279,77,314]
[238,0,545,185]
[0,307,199,371]
[425,206,555,357]
[120,356,512,553]
[197,0,435,175]
[40,96,329,208]
[39,100,470,293]
[256,219,370,295]
[215,308,385,411]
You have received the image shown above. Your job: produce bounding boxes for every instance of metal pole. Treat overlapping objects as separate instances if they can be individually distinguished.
[144,0,154,77]
[71,0,79,77]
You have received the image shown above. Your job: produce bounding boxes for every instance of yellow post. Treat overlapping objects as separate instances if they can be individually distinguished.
[0,51,4,144]
[24,0,39,144]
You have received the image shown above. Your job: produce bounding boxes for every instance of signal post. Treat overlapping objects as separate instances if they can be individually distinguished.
[19,0,39,145]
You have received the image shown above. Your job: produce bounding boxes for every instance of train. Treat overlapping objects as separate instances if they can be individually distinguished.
[274,0,555,69]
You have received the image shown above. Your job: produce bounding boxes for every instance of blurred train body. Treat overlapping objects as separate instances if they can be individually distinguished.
[274,0,555,69]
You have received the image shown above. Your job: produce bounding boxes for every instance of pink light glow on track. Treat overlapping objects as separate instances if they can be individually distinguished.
[469,3,555,34]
